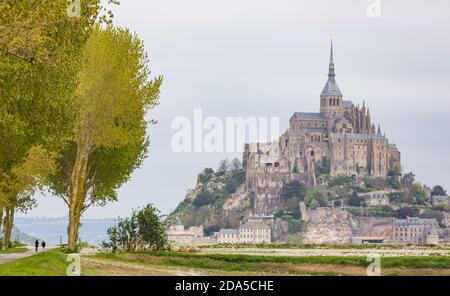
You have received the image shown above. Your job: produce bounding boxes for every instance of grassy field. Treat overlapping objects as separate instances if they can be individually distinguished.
[0,249,98,276]
[0,247,28,254]
[90,251,450,276]
[199,243,450,250]
[2,248,450,276]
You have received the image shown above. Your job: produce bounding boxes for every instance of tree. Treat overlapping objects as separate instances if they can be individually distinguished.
[230,158,242,172]
[347,191,363,207]
[48,26,162,251]
[136,204,169,251]
[431,185,447,196]
[401,172,415,190]
[0,1,108,248]
[394,207,419,219]
[317,157,330,175]
[305,190,319,209]
[419,209,444,225]
[410,184,427,205]
[217,159,230,173]
[281,181,307,201]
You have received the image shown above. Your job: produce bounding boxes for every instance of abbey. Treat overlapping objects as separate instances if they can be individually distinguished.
[243,40,401,214]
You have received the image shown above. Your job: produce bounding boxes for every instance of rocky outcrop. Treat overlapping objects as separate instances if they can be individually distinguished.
[300,203,394,244]
[302,207,358,244]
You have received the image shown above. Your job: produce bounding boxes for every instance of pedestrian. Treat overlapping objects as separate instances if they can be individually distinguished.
[34,239,39,252]
[41,241,46,251]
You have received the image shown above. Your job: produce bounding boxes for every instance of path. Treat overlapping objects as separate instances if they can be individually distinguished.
[0,246,52,265]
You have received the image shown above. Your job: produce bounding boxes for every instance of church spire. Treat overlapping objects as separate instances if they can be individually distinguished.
[328,36,335,77]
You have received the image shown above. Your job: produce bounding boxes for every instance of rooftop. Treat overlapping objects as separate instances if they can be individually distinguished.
[291,112,325,121]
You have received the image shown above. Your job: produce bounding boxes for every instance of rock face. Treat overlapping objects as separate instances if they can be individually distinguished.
[300,203,394,244]
[302,207,358,244]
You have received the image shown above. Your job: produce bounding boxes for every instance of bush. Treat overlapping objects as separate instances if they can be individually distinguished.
[193,191,215,208]
[394,207,419,219]
[281,181,306,200]
[329,175,354,187]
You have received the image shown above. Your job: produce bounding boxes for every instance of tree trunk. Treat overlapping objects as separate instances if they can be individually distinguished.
[67,141,90,252]
[2,206,15,249]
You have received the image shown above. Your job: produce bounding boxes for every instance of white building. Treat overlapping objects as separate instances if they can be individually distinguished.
[167,217,204,245]
[364,193,390,207]
[239,220,271,244]
[217,229,239,244]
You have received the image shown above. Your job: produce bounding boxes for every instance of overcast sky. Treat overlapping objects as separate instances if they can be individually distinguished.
[23,0,450,218]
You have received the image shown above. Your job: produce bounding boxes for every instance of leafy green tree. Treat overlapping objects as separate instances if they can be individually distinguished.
[309,199,320,209]
[48,27,162,251]
[0,0,107,248]
[410,183,427,205]
[394,207,419,219]
[281,181,306,201]
[305,190,319,209]
[136,204,169,251]
[317,157,330,175]
[431,185,447,196]
[347,191,363,207]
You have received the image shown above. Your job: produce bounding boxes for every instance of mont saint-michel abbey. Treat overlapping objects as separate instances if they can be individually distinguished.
[243,40,402,214]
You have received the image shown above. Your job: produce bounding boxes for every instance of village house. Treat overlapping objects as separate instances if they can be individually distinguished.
[239,219,271,244]
[443,213,450,228]
[167,217,205,245]
[392,217,441,244]
[217,229,239,244]
[364,193,390,207]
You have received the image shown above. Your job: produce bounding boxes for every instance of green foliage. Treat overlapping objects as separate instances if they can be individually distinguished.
[281,181,306,201]
[329,175,354,187]
[410,183,427,205]
[347,192,363,207]
[193,191,215,208]
[287,219,304,234]
[419,209,445,225]
[103,204,169,252]
[363,177,387,190]
[394,207,420,219]
[317,157,331,175]
[431,185,447,196]
[369,205,394,217]
[388,192,405,204]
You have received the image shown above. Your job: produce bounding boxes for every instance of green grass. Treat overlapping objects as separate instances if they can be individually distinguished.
[0,248,98,276]
[199,243,450,250]
[0,249,69,276]
[0,247,28,254]
[94,251,450,274]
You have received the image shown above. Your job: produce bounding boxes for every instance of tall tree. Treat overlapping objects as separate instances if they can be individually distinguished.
[0,0,106,248]
[431,185,447,196]
[48,26,162,251]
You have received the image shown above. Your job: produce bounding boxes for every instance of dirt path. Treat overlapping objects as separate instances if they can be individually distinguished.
[82,257,219,276]
[0,246,38,264]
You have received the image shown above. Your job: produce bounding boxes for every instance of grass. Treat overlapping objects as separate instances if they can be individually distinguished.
[199,243,450,250]
[0,248,98,276]
[93,251,450,275]
[0,247,28,254]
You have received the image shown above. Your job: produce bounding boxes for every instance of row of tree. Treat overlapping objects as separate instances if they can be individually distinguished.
[0,1,161,251]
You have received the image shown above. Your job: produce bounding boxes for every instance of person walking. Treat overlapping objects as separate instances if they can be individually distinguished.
[34,240,39,252]
[41,241,46,251]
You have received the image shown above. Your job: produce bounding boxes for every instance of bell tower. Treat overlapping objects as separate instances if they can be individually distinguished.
[320,37,343,117]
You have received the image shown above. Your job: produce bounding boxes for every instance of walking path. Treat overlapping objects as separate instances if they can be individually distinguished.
[0,246,45,264]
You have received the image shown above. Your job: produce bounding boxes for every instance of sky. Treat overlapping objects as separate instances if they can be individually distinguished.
[23,0,450,218]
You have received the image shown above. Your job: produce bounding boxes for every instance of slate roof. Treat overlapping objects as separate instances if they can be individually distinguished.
[291,112,325,121]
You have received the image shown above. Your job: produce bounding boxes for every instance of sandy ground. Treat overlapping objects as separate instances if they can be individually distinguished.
[200,247,450,257]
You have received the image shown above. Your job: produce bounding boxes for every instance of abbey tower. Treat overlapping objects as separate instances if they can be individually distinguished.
[243,40,401,214]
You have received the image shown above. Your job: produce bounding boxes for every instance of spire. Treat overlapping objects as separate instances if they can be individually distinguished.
[328,35,335,77]
[320,36,342,97]
[377,124,382,135]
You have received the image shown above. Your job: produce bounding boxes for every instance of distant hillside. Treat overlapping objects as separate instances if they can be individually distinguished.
[171,168,250,235]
